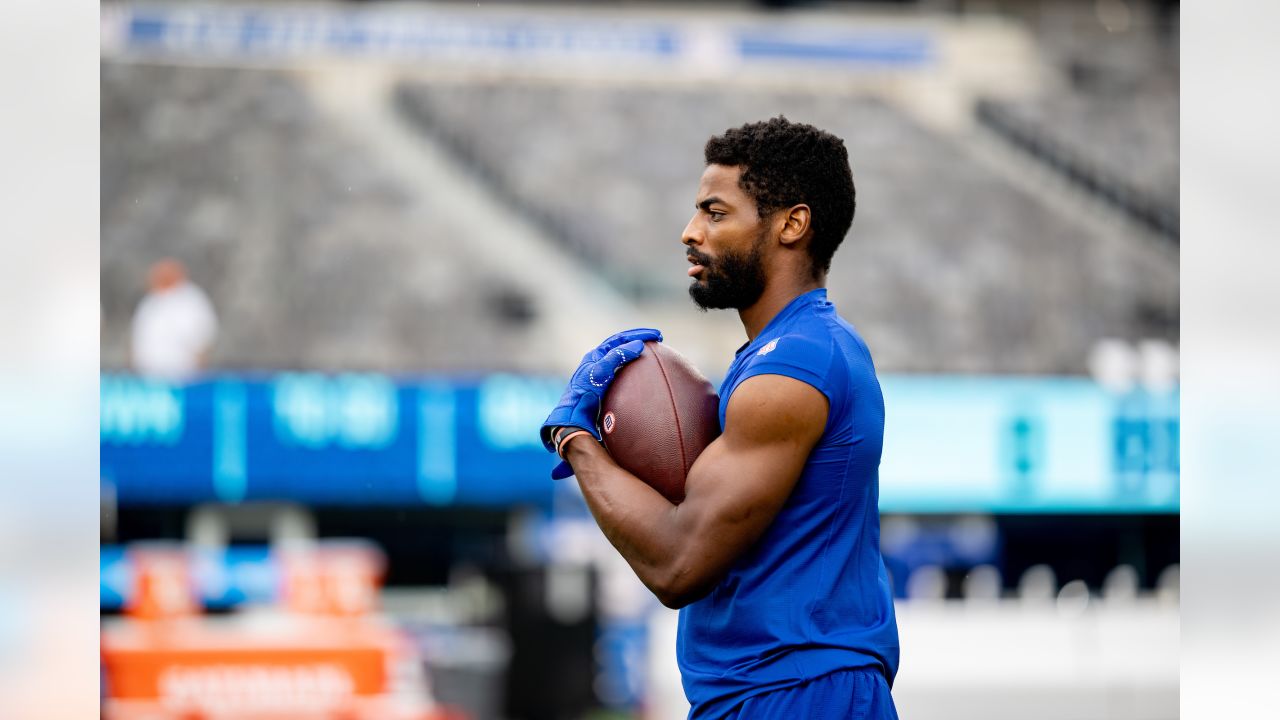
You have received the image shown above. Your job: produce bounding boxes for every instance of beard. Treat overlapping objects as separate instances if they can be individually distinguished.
[687,226,769,311]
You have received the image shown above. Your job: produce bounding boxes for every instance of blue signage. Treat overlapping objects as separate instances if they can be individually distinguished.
[101,372,1177,513]
[100,373,563,508]
[103,4,933,70]
[114,5,678,61]
[100,544,279,611]
[877,377,1179,513]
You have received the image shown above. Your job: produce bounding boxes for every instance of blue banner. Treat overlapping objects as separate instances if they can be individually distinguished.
[101,372,1177,513]
[102,3,934,70]
[101,372,563,508]
[877,377,1178,513]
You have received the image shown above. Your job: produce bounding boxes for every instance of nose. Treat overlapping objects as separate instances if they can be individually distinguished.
[681,213,702,248]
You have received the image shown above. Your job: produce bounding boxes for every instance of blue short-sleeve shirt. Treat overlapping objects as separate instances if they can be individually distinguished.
[676,288,900,718]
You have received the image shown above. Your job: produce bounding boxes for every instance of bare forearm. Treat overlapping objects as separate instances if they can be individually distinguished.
[560,435,695,604]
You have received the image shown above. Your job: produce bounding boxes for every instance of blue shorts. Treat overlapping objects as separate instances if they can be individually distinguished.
[724,668,898,719]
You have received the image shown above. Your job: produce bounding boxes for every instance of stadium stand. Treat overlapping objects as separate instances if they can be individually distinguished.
[100,4,1177,376]
[396,80,1177,373]
[101,62,545,373]
[977,1,1178,241]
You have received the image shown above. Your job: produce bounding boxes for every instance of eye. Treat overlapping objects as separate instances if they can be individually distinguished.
[708,210,726,222]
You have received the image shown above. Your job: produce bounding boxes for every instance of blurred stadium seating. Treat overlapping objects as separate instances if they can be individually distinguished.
[978,0,1178,240]
[101,62,545,373]
[395,78,1176,373]
[100,52,1177,375]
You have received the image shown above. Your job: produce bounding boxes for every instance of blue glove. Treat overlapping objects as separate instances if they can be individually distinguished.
[541,328,662,479]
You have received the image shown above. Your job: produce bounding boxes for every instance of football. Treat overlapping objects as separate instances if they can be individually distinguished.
[599,341,720,503]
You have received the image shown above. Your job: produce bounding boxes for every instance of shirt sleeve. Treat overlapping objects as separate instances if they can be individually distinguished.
[189,285,219,349]
[729,333,837,405]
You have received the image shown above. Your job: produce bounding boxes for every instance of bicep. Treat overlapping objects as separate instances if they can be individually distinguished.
[674,374,828,589]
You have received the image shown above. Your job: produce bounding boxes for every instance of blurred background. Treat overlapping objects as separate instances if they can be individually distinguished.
[98,1,1179,718]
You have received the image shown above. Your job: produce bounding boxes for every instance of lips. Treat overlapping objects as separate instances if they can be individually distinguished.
[687,254,708,278]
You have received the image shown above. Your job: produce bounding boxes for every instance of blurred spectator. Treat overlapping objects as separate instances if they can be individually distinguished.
[129,259,218,381]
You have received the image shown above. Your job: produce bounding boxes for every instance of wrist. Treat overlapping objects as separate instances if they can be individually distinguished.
[553,427,593,458]
[558,428,599,461]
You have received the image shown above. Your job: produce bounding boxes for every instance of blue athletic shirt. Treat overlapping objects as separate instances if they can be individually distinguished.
[677,288,900,719]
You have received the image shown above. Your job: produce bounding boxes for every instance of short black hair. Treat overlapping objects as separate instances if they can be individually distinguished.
[704,116,855,277]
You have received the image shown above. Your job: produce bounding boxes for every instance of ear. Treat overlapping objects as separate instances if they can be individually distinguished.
[777,204,812,247]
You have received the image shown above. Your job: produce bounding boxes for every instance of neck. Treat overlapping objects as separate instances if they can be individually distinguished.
[738,276,823,342]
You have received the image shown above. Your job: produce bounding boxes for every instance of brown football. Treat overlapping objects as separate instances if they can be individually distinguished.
[599,341,720,503]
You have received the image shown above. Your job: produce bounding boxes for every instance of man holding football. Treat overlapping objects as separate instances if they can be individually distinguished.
[541,117,900,719]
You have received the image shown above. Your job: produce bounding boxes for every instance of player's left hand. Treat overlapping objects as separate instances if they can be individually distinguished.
[540,328,662,479]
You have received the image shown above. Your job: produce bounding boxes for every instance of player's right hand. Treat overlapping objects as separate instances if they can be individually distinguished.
[539,328,663,479]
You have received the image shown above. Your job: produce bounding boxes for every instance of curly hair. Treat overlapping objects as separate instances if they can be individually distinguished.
[704,116,855,278]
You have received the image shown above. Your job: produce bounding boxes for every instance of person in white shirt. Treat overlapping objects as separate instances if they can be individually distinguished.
[129,258,218,381]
